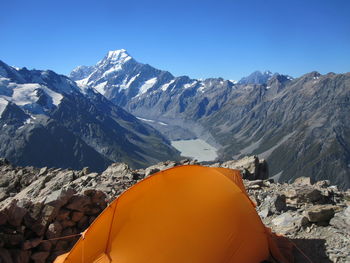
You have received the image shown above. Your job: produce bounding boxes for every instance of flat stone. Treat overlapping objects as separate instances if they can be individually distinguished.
[305,205,335,223]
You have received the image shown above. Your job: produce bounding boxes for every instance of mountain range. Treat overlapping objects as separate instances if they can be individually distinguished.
[71,50,350,189]
[0,49,349,189]
[0,60,180,171]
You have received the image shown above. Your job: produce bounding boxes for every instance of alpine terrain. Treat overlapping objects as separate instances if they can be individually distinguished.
[71,49,350,189]
[0,60,180,171]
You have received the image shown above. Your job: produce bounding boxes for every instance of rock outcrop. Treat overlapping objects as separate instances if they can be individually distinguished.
[0,157,349,262]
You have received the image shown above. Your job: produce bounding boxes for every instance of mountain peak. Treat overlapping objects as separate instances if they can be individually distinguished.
[238,70,275,85]
[105,49,132,63]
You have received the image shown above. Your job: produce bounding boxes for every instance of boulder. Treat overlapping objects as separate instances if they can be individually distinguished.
[31,251,49,263]
[305,205,336,224]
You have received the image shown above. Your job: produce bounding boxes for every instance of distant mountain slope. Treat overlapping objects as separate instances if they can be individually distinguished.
[0,60,180,171]
[72,50,350,188]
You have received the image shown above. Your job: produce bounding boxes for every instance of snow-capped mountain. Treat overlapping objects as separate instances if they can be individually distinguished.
[72,50,350,189]
[70,49,238,141]
[0,60,180,171]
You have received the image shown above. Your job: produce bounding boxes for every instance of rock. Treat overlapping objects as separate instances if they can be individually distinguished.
[0,157,349,262]
[258,207,272,218]
[43,188,75,207]
[102,163,133,180]
[274,194,287,212]
[31,251,49,263]
[65,195,91,212]
[0,190,8,202]
[22,238,42,250]
[145,167,160,177]
[10,249,30,263]
[46,222,63,239]
[71,211,84,222]
[315,180,330,188]
[6,202,27,227]
[38,167,48,176]
[0,248,13,263]
[0,211,7,225]
[284,187,326,205]
[81,167,90,176]
[330,206,350,230]
[294,176,312,185]
[271,212,301,234]
[305,205,335,224]
[0,158,10,166]
[246,180,264,188]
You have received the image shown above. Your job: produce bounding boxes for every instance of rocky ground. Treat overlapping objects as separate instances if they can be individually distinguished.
[0,156,349,263]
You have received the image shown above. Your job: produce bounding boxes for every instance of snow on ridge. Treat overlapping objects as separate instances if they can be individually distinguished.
[161,79,175,91]
[102,64,123,77]
[2,83,63,107]
[0,98,9,117]
[197,83,206,93]
[139,77,157,95]
[136,117,155,123]
[107,49,129,60]
[94,81,108,95]
[41,86,63,106]
[183,81,198,89]
[120,74,140,90]
[137,117,168,126]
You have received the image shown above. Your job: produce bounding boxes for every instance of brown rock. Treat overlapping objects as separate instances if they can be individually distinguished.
[6,202,27,227]
[31,251,49,263]
[0,248,13,263]
[66,195,91,212]
[0,211,7,225]
[56,209,70,221]
[306,205,335,224]
[77,215,89,229]
[37,240,52,252]
[54,240,69,251]
[46,221,63,239]
[22,238,42,250]
[10,249,30,263]
[71,211,84,222]
[61,219,76,228]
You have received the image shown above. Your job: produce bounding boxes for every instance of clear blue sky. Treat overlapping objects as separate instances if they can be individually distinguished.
[1,0,349,80]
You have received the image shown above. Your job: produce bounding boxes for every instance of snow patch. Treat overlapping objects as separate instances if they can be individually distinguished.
[137,117,168,126]
[197,83,206,93]
[106,49,130,62]
[120,74,140,90]
[0,98,9,117]
[161,79,175,91]
[139,77,157,95]
[102,65,123,77]
[183,81,197,89]
[94,81,108,95]
[137,117,155,123]
[3,83,63,106]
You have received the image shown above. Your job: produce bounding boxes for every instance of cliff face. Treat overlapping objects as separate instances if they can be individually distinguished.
[0,158,349,263]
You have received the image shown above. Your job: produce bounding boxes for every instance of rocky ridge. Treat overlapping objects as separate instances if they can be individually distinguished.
[0,157,349,262]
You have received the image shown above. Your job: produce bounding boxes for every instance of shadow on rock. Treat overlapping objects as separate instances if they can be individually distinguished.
[291,238,332,263]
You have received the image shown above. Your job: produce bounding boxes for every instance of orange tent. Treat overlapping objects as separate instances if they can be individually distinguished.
[55,165,292,263]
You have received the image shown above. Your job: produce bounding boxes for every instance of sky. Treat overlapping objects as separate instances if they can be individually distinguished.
[1,0,349,80]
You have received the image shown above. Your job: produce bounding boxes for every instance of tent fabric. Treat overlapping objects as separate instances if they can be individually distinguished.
[54,165,292,263]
